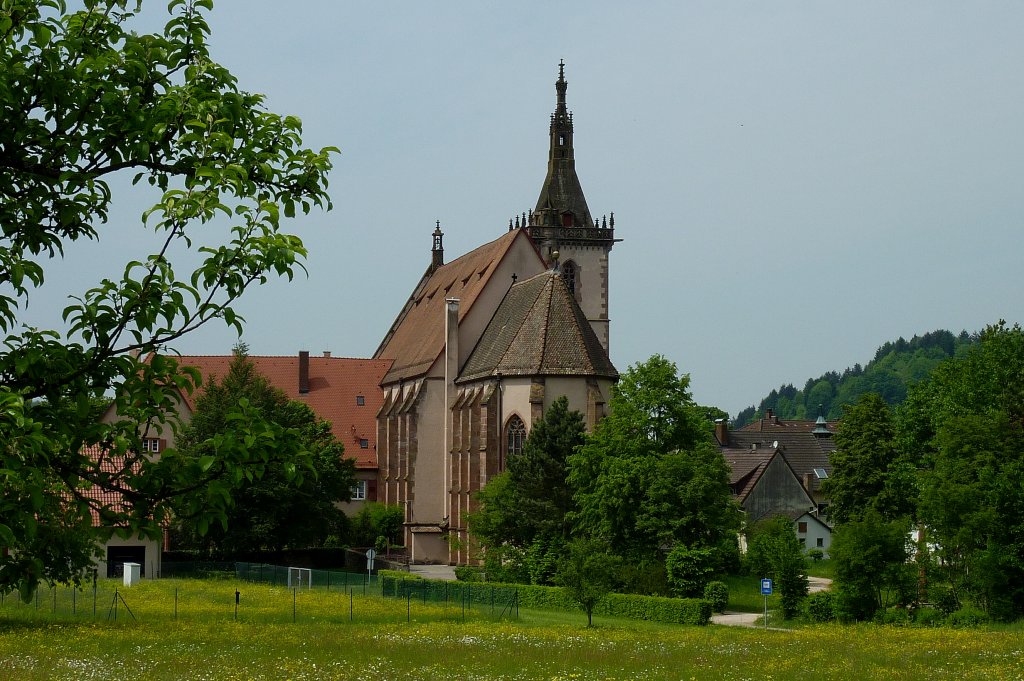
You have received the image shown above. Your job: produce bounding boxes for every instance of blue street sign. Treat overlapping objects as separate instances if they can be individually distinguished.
[761,578,773,595]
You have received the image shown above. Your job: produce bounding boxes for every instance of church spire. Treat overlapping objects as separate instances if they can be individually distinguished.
[531,60,594,230]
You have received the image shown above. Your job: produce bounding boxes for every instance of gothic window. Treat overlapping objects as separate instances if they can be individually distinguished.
[506,415,526,463]
[562,260,577,295]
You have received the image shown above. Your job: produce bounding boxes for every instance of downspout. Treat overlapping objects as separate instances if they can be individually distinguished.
[444,298,460,524]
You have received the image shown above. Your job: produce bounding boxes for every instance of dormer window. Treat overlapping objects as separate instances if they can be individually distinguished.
[356,395,365,406]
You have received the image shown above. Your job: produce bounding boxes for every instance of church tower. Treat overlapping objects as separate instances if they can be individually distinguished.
[527,61,618,353]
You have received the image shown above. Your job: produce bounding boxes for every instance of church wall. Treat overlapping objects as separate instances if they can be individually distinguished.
[455,236,546,369]
[407,375,449,563]
[558,244,611,352]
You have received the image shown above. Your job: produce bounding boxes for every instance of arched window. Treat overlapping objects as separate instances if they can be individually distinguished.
[562,260,577,295]
[505,415,526,465]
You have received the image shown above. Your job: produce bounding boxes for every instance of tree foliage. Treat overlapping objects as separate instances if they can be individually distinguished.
[555,538,622,627]
[0,0,335,597]
[910,322,1024,619]
[823,393,916,524]
[829,512,914,622]
[469,397,585,584]
[171,350,355,554]
[734,329,975,425]
[744,515,809,620]
[569,355,741,566]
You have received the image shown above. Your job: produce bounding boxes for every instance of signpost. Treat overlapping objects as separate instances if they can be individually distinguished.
[365,548,376,580]
[760,578,773,629]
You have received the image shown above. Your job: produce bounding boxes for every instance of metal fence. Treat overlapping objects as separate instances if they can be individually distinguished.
[385,577,520,620]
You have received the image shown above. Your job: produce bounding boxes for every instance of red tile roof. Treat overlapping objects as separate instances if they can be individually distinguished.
[374,229,541,384]
[177,354,392,469]
[76,444,143,527]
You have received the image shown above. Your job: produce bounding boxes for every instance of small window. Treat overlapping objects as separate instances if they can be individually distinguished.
[356,395,365,406]
[351,480,367,501]
[814,467,829,479]
[798,521,808,534]
[142,438,160,453]
[559,135,565,145]
[562,261,577,295]
[506,416,526,460]
[359,439,369,449]
[816,537,824,548]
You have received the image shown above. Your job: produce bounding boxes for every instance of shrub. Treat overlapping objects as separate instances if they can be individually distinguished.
[807,548,825,562]
[912,606,943,627]
[703,581,728,614]
[947,606,989,628]
[929,586,959,616]
[804,591,837,623]
[875,606,910,627]
[454,566,484,582]
[665,545,715,597]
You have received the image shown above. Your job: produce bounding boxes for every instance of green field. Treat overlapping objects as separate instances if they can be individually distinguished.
[0,578,1021,680]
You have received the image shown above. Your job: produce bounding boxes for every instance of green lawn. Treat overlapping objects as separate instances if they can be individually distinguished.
[1,578,1021,680]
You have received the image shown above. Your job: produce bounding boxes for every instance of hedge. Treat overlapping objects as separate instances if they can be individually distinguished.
[379,573,710,625]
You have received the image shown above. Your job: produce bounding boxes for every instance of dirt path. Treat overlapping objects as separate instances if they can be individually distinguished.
[712,577,832,628]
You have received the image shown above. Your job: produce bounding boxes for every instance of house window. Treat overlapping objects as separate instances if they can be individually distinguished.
[798,521,808,534]
[351,480,367,501]
[142,438,160,453]
[813,467,829,479]
[562,260,577,295]
[359,438,369,449]
[506,416,526,461]
[816,537,824,548]
[356,395,365,406]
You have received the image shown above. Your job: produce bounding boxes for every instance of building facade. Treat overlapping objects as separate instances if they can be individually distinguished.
[374,64,619,564]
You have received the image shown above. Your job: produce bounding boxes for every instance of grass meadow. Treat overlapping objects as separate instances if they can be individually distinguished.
[0,578,1022,680]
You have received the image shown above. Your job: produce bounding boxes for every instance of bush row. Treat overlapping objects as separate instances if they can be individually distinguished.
[803,591,993,628]
[379,572,711,625]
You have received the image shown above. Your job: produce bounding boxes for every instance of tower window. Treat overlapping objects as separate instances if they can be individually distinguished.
[562,261,577,295]
[559,135,565,145]
[506,415,527,464]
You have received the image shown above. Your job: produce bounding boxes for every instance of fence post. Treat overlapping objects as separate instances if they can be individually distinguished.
[175,588,178,620]
[349,590,353,623]
[292,588,296,624]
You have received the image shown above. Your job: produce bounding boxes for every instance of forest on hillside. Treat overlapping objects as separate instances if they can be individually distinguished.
[733,329,976,426]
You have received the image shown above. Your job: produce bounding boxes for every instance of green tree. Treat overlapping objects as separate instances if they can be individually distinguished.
[173,350,355,554]
[0,0,335,597]
[744,516,809,620]
[469,397,585,584]
[829,512,914,621]
[555,538,622,627]
[349,503,405,549]
[569,356,741,572]
[906,322,1024,619]
[824,393,916,524]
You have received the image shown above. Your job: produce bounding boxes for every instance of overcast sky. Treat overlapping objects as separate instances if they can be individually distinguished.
[24,1,1024,418]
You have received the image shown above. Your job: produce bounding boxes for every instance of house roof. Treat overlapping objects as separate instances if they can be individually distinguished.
[457,269,618,382]
[738,412,839,434]
[720,429,835,494]
[177,354,391,469]
[76,444,142,527]
[721,448,775,503]
[374,229,537,384]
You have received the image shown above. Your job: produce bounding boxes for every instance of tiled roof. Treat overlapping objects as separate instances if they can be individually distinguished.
[374,229,536,384]
[721,430,835,494]
[76,444,142,527]
[738,415,840,434]
[177,354,391,469]
[721,448,775,503]
[458,270,618,382]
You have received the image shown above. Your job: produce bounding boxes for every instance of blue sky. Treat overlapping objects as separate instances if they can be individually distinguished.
[25,1,1024,417]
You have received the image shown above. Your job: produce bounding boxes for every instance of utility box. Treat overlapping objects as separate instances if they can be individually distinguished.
[123,562,141,587]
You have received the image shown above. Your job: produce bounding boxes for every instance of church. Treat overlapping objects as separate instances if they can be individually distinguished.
[372,63,621,564]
